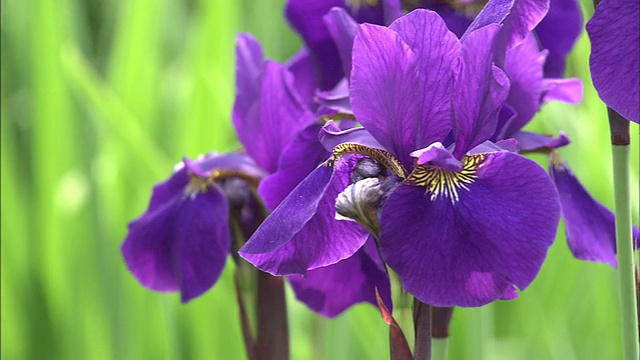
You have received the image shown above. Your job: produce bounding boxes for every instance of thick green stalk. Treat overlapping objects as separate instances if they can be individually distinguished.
[431,339,449,360]
[609,113,639,360]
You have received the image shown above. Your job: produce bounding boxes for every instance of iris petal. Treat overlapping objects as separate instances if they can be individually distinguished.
[288,238,392,317]
[122,168,231,303]
[550,154,639,267]
[379,151,560,307]
[241,156,369,275]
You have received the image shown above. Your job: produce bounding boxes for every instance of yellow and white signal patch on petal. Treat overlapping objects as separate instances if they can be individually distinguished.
[407,154,486,203]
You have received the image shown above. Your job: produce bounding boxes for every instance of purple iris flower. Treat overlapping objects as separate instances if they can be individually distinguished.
[121,30,392,314]
[241,9,562,307]
[234,33,392,317]
[586,0,639,123]
[285,0,402,90]
[410,0,583,78]
[121,153,265,303]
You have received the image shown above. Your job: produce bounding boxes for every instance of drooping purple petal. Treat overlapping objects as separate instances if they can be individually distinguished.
[549,153,639,266]
[233,52,316,173]
[241,156,369,275]
[515,131,570,152]
[390,10,461,148]
[379,151,560,307]
[259,123,330,211]
[535,0,583,77]
[452,25,511,158]
[122,167,231,303]
[586,0,639,123]
[288,238,391,317]
[324,7,358,80]
[541,78,583,104]
[351,23,423,168]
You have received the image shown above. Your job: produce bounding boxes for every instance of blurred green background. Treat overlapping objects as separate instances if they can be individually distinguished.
[1,0,638,359]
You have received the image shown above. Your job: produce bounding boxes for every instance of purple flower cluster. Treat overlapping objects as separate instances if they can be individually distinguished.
[121,0,638,314]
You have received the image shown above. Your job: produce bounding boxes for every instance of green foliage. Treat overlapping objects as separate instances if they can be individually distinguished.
[1,0,638,359]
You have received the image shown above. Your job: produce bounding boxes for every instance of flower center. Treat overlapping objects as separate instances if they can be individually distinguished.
[406,154,486,203]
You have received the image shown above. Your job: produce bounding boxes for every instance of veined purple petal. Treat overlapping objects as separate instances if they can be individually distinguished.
[390,10,461,148]
[122,167,231,303]
[586,0,639,122]
[233,54,316,173]
[453,25,511,158]
[259,123,330,211]
[351,23,423,168]
[241,156,369,275]
[379,151,560,307]
[549,154,639,266]
[288,238,391,318]
[324,7,358,80]
[464,0,549,63]
[542,78,583,104]
[463,0,513,37]
[535,0,583,77]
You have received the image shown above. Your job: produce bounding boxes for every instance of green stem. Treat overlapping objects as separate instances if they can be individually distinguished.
[611,143,639,360]
[431,339,449,360]
[468,304,493,360]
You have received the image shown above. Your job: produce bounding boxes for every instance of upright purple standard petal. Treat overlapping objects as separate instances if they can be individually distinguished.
[241,156,369,275]
[501,33,547,136]
[288,239,392,317]
[324,7,359,80]
[586,0,639,122]
[548,154,640,267]
[389,10,461,148]
[351,23,423,167]
[121,167,231,303]
[286,0,345,89]
[233,42,315,173]
[379,152,560,307]
[452,24,511,158]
